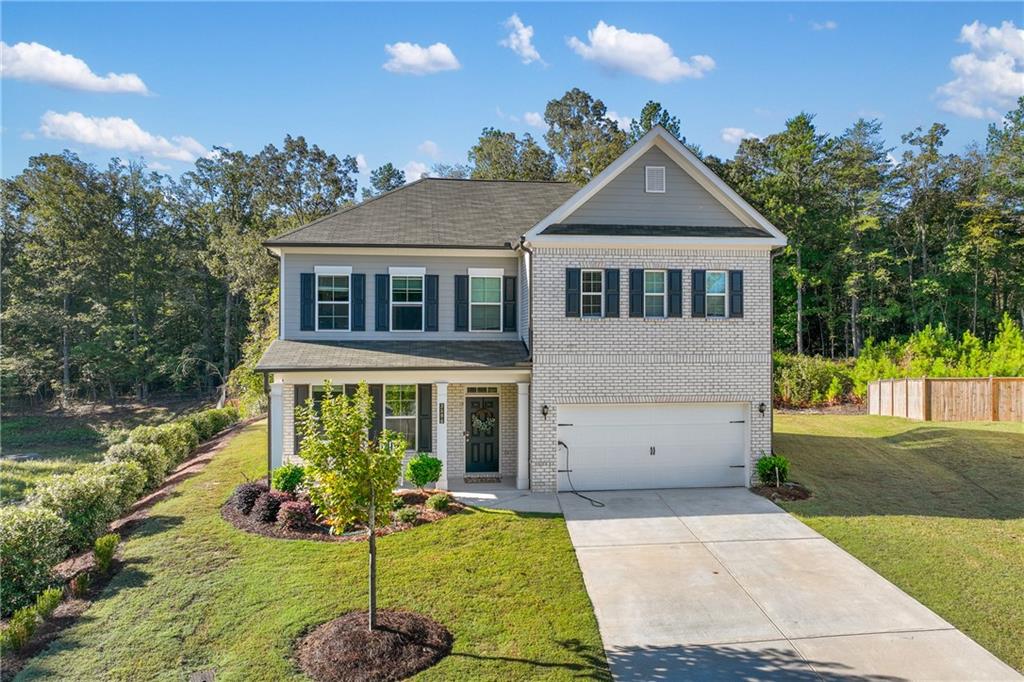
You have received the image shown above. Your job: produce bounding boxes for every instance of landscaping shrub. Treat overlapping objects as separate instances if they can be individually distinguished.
[34,587,63,620]
[30,468,120,554]
[232,481,268,515]
[773,353,854,407]
[756,454,791,487]
[70,572,91,599]
[0,506,69,615]
[277,500,316,530]
[394,507,418,524]
[0,605,38,653]
[130,421,198,467]
[271,463,305,494]
[93,533,119,574]
[104,441,169,488]
[405,453,442,489]
[186,406,240,441]
[391,496,406,510]
[425,493,451,512]
[91,460,146,514]
[252,491,290,523]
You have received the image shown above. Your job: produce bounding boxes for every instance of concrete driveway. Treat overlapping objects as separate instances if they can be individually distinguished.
[558,488,1020,682]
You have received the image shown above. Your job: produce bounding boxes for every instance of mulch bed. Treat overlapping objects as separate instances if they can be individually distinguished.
[220,488,465,543]
[296,609,452,682]
[752,482,813,502]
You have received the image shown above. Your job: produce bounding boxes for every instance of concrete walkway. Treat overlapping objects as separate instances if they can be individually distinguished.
[558,488,1020,682]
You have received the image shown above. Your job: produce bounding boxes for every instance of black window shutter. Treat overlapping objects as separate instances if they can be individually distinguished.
[668,269,683,317]
[691,270,706,318]
[417,384,432,452]
[293,385,309,456]
[454,275,469,331]
[425,275,439,331]
[351,274,366,331]
[369,384,384,440]
[374,274,390,331]
[628,269,644,317]
[565,268,581,317]
[729,270,744,318]
[503,276,517,331]
[604,269,619,317]
[300,273,315,331]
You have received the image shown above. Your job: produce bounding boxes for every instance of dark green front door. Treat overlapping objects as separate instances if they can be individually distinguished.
[466,397,499,473]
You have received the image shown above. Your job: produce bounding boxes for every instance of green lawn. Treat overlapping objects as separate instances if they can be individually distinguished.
[1,402,206,502]
[775,414,1024,672]
[16,422,609,681]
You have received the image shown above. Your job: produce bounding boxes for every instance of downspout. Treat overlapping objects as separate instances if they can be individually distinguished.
[769,246,783,459]
[511,237,534,488]
[263,371,272,485]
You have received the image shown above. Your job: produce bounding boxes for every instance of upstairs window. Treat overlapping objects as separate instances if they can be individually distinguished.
[645,165,666,193]
[705,271,728,318]
[391,275,424,331]
[316,273,350,331]
[581,269,604,318]
[644,270,666,318]
[384,384,417,449]
[470,275,502,331]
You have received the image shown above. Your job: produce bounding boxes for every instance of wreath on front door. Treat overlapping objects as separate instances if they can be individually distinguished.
[471,413,496,435]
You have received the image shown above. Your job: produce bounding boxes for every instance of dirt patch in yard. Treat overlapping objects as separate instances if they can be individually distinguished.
[752,482,813,502]
[296,609,452,682]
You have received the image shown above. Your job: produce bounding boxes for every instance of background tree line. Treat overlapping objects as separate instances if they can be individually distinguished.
[3,89,1021,410]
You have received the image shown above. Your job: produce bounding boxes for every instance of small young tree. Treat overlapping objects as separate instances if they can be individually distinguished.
[296,380,405,630]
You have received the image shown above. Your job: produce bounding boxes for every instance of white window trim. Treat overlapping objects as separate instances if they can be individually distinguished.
[580,268,604,318]
[314,271,352,332]
[705,270,729,319]
[469,273,503,333]
[390,270,425,333]
[645,165,666,193]
[384,383,417,452]
[643,269,667,319]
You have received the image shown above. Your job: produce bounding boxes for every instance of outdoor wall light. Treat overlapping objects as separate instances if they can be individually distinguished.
[541,404,549,419]
[758,402,767,415]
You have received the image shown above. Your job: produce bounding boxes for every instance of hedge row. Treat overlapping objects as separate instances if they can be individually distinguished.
[0,406,240,615]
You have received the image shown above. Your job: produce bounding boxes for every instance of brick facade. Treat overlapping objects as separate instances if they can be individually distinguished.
[528,246,775,492]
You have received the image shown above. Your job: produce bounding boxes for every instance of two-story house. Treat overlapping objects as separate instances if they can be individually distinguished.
[257,126,787,493]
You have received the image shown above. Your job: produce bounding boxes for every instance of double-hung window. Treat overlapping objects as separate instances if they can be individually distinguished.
[390,270,424,331]
[705,271,728,318]
[644,270,666,318]
[581,269,604,318]
[315,266,351,331]
[384,385,417,450]
[469,270,502,331]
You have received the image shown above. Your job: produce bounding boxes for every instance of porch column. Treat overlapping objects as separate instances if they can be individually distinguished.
[270,383,284,470]
[516,382,530,490]
[435,382,448,490]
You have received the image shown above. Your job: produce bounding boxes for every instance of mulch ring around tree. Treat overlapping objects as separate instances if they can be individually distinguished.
[751,482,812,502]
[220,488,465,543]
[296,609,453,682]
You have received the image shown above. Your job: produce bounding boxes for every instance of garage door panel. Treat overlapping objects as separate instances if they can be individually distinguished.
[557,403,747,491]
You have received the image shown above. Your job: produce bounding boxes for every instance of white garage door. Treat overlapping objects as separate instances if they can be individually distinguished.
[556,403,748,491]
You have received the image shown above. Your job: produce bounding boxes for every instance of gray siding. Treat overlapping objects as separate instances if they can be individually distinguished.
[563,147,745,227]
[282,253,521,341]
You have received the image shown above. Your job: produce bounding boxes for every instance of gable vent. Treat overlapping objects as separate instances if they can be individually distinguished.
[645,165,666,193]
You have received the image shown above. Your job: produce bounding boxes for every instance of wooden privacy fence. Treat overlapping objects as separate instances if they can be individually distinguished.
[867,377,1024,422]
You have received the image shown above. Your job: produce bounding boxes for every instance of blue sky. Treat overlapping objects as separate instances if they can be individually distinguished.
[3,3,1022,186]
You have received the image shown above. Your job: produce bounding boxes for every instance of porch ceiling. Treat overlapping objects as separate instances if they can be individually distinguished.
[256,339,530,373]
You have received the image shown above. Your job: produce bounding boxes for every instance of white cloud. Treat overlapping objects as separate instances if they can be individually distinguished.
[720,127,759,145]
[500,14,543,65]
[403,161,429,182]
[383,42,460,75]
[605,110,634,130]
[1,41,148,94]
[417,140,441,159]
[147,160,172,171]
[810,20,838,31]
[567,21,714,83]
[39,111,208,162]
[936,20,1024,119]
[355,153,368,173]
[496,106,520,123]
[524,111,546,129]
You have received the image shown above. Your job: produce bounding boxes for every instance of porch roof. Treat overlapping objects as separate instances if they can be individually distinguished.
[256,339,530,373]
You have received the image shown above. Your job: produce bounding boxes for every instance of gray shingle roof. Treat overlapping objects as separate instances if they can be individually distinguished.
[265,178,577,248]
[544,223,771,238]
[256,339,530,372]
